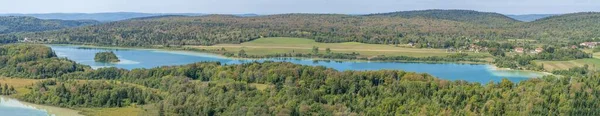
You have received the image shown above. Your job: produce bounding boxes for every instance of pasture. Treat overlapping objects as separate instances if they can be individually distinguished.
[535,58,600,71]
[193,37,489,57]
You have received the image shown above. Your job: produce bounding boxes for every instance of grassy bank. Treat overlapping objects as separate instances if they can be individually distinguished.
[49,37,492,63]
[192,37,490,58]
[534,58,600,71]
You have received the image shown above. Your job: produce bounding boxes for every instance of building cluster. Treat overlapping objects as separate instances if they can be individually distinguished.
[580,42,598,48]
[18,38,30,42]
[468,44,487,53]
[514,47,544,54]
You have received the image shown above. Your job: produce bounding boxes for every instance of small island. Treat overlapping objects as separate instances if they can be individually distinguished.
[94,51,120,63]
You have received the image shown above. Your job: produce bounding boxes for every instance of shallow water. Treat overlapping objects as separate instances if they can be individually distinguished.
[49,45,548,83]
[0,96,82,116]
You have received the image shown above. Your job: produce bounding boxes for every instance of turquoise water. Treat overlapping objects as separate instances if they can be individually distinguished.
[49,45,547,83]
[0,97,53,116]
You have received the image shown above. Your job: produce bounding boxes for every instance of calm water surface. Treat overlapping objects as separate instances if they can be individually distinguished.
[0,96,81,116]
[49,45,548,83]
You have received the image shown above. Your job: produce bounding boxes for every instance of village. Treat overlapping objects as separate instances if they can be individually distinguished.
[580,42,599,48]
[511,41,598,54]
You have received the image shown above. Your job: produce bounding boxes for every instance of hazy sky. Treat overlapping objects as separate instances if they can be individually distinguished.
[1,0,599,14]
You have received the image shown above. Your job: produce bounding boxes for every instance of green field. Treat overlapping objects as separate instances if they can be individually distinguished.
[193,37,489,57]
[535,58,600,71]
[79,105,157,116]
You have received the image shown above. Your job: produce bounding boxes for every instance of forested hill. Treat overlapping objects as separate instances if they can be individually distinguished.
[365,10,521,26]
[3,44,600,115]
[0,12,263,22]
[5,11,600,48]
[6,13,525,47]
[526,12,600,41]
[0,16,99,34]
[0,12,205,22]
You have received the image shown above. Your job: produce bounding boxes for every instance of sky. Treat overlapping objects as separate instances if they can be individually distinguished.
[1,0,599,14]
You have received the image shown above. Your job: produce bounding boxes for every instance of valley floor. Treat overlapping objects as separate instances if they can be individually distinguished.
[191,37,490,58]
[534,50,600,71]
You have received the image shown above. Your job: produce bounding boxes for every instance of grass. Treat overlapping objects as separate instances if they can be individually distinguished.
[0,77,43,96]
[0,77,42,88]
[534,58,600,71]
[250,83,271,91]
[193,37,490,58]
[79,105,157,116]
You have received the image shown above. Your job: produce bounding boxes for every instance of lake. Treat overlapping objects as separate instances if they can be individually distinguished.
[49,45,548,83]
[0,96,82,116]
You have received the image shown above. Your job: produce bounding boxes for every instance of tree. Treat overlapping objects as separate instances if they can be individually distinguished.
[238,49,247,57]
[312,46,319,54]
[325,48,332,54]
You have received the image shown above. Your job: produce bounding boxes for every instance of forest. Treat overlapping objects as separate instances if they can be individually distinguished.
[0,16,99,34]
[94,51,120,63]
[3,44,600,115]
[2,10,599,50]
[0,9,599,115]
[492,46,592,70]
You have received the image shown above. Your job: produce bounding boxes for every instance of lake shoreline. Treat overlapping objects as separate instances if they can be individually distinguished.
[48,44,554,78]
[487,65,554,77]
[0,96,83,116]
[47,44,490,65]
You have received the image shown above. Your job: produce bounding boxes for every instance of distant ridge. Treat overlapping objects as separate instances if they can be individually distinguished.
[532,12,600,22]
[525,12,600,38]
[0,12,263,22]
[5,10,600,47]
[0,12,205,22]
[365,9,520,26]
[0,16,99,34]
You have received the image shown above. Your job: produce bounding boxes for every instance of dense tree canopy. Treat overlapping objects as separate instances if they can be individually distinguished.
[0,16,99,34]
[94,51,120,63]
[0,44,89,78]
[0,44,594,115]
[4,10,599,50]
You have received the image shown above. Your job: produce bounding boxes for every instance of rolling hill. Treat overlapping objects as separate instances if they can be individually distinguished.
[365,10,521,26]
[0,12,205,22]
[5,10,600,48]
[0,12,261,22]
[526,12,600,41]
[0,16,99,34]
[9,13,522,47]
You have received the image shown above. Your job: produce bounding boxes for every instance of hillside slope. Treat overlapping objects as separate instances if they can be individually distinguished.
[10,13,524,47]
[0,12,263,22]
[0,12,205,22]
[6,10,600,48]
[366,10,521,26]
[526,12,600,41]
[0,16,99,34]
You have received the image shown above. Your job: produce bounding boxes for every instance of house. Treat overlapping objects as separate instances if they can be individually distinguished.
[446,47,456,53]
[571,45,578,49]
[514,47,524,53]
[580,42,598,48]
[535,48,544,53]
[19,38,30,42]
[469,44,483,53]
